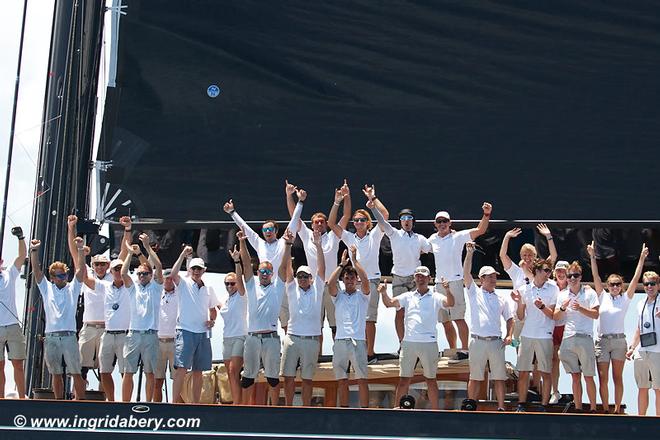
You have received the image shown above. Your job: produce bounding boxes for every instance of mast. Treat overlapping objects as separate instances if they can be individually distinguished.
[23,0,106,396]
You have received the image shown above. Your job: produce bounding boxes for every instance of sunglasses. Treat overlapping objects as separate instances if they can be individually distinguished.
[93,262,109,267]
[353,218,368,223]
[608,282,622,287]
[137,271,152,276]
[224,281,236,286]
[568,273,582,279]
[262,226,276,233]
[296,273,311,279]
[643,281,657,287]
[541,268,552,273]
[435,218,450,224]
[112,266,122,272]
[191,266,204,271]
[399,215,414,221]
[53,273,68,280]
[259,268,273,275]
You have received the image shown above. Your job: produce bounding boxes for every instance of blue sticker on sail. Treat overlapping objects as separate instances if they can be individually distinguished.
[207,84,221,98]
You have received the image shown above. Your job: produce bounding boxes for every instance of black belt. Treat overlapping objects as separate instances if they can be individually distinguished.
[600,333,626,339]
[46,331,75,337]
[106,330,128,335]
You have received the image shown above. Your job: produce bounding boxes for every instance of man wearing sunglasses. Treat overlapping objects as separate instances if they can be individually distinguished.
[633,271,660,415]
[169,247,220,404]
[428,202,492,351]
[287,180,350,341]
[554,262,599,412]
[30,236,87,399]
[154,268,178,402]
[239,229,293,405]
[280,230,326,406]
[368,199,431,345]
[119,234,164,402]
[510,258,559,411]
[0,225,27,399]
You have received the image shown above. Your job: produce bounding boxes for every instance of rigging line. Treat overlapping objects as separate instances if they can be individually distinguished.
[0,299,23,327]
[6,187,52,220]
[14,137,39,167]
[13,114,63,137]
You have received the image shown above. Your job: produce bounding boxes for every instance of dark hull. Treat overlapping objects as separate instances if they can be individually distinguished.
[0,399,656,440]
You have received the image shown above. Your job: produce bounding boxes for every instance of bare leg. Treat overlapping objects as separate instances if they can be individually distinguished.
[654,389,660,416]
[611,359,625,413]
[493,380,505,409]
[540,372,551,405]
[145,373,154,402]
[571,373,583,410]
[101,373,115,401]
[0,361,5,398]
[597,361,610,411]
[283,376,295,406]
[153,378,165,402]
[267,382,280,406]
[227,357,243,404]
[442,322,457,349]
[366,322,376,357]
[171,367,187,403]
[467,379,481,400]
[72,374,86,400]
[551,345,561,394]
[638,388,649,415]
[517,371,530,404]
[337,379,349,407]
[122,372,134,402]
[243,383,256,405]
[11,360,26,399]
[191,371,203,403]
[52,374,64,399]
[395,309,405,344]
[357,379,369,408]
[301,379,313,406]
[584,375,597,411]
[426,378,439,410]
[455,319,469,350]
[396,377,411,407]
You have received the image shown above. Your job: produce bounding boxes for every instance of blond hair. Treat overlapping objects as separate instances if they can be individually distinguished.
[48,261,69,275]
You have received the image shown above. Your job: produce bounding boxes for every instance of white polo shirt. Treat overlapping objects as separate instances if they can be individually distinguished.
[102,280,131,331]
[218,291,247,338]
[397,289,446,342]
[520,281,559,339]
[333,289,369,340]
[299,226,340,279]
[82,268,111,322]
[176,276,220,334]
[245,277,285,333]
[428,229,471,282]
[37,278,82,333]
[505,262,528,290]
[387,230,432,277]
[341,228,384,280]
[597,292,631,336]
[286,277,324,336]
[129,279,162,331]
[466,283,512,337]
[158,288,178,338]
[558,286,599,338]
[0,266,20,326]
[230,202,302,274]
[638,296,660,353]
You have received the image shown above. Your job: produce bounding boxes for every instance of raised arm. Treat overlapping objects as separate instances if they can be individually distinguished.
[73,237,85,282]
[237,230,253,283]
[463,242,475,288]
[29,239,44,283]
[284,189,305,234]
[469,202,492,240]
[350,245,370,294]
[223,199,260,248]
[368,199,394,236]
[117,216,134,260]
[228,243,245,296]
[285,179,297,217]
[537,224,557,264]
[67,215,79,262]
[338,180,352,230]
[362,184,388,220]
[170,245,193,285]
[328,187,346,238]
[499,228,521,271]
[139,233,163,284]
[279,229,295,282]
[379,283,399,308]
[312,230,326,282]
[587,241,604,295]
[11,226,27,269]
[626,243,648,299]
[328,250,348,297]
[121,241,139,287]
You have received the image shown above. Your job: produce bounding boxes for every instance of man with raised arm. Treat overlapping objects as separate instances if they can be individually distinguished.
[368,197,431,345]
[30,236,86,399]
[428,202,492,350]
[170,246,219,404]
[286,180,350,340]
[510,258,559,411]
[328,246,371,408]
[67,215,134,386]
[380,267,453,409]
[239,229,292,406]
[223,189,304,331]
[0,226,27,398]
[463,242,513,411]
[281,229,326,406]
[120,234,164,402]
[329,184,388,364]
[154,268,177,402]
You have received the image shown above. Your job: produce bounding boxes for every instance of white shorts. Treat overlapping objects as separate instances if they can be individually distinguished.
[517,337,553,373]
[280,334,320,380]
[123,331,159,374]
[243,333,281,380]
[435,280,466,322]
[560,335,596,377]
[99,331,126,374]
[78,324,104,368]
[222,335,246,360]
[399,340,438,379]
[333,339,368,380]
[0,323,26,361]
[469,337,507,381]
[44,334,81,375]
[154,338,175,379]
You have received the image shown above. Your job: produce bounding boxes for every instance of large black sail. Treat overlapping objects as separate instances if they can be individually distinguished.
[98,0,660,223]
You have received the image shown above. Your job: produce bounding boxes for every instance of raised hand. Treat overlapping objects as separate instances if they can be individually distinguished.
[482,202,492,215]
[73,236,84,250]
[505,228,522,239]
[641,243,649,259]
[223,199,235,213]
[312,230,322,246]
[82,245,91,256]
[340,249,349,266]
[334,187,345,204]
[510,290,522,304]
[285,179,297,196]
[587,240,595,258]
[67,215,77,228]
[296,188,307,201]
[138,233,150,247]
[378,283,388,295]
[366,199,375,209]
[465,242,476,254]
[349,244,358,260]
[362,184,376,201]
[236,229,247,241]
[30,239,41,250]
[229,245,240,262]
[182,245,193,257]
[536,223,552,238]
[119,216,132,229]
[282,228,295,245]
[340,179,350,197]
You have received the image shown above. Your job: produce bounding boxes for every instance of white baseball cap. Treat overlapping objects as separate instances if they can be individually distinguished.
[434,211,451,221]
[478,266,500,277]
[109,259,123,269]
[554,261,569,271]
[296,265,313,276]
[414,266,431,276]
[189,258,206,269]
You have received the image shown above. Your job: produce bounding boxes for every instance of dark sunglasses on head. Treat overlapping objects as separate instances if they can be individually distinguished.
[353,218,368,223]
[643,281,657,287]
[224,282,236,286]
[53,273,68,280]
[262,226,276,233]
[568,273,582,279]
[608,282,622,287]
[259,268,273,275]
[435,218,450,224]
[137,271,152,276]
[399,215,414,221]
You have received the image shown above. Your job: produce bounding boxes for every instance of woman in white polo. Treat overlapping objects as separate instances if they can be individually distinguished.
[588,242,647,414]
[380,266,453,409]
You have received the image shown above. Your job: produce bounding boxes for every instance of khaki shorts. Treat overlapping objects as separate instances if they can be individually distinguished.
[222,335,246,360]
[123,331,159,374]
[280,334,320,380]
[640,351,660,390]
[154,338,175,379]
[399,340,438,379]
[78,324,104,368]
[634,356,652,389]
[595,336,627,363]
[560,335,596,377]
[243,334,281,380]
[333,339,368,380]
[366,279,380,322]
[435,280,466,322]
[392,274,415,297]
[44,334,81,375]
[321,283,337,328]
[99,331,126,374]
[469,337,507,381]
[0,324,26,361]
[517,337,553,373]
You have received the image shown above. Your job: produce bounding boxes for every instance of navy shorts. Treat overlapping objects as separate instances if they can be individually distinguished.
[174,329,212,371]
